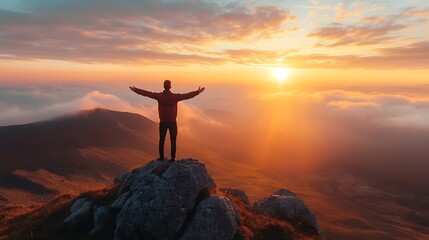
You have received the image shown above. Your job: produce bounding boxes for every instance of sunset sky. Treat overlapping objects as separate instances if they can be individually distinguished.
[0,0,428,85]
[0,0,428,131]
[1,2,429,236]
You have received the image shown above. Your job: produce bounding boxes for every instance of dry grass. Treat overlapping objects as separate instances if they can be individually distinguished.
[0,185,119,240]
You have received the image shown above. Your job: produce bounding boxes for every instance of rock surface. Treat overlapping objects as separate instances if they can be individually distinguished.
[113,172,130,185]
[253,189,323,235]
[179,195,240,240]
[111,192,129,210]
[115,159,216,240]
[90,205,110,235]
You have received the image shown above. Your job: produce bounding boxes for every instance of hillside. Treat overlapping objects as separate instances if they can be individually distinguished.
[0,108,159,205]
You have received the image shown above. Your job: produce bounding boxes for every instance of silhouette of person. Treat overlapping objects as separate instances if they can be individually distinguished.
[129,80,205,162]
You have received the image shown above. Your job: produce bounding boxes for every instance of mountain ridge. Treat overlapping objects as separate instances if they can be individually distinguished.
[0,108,160,206]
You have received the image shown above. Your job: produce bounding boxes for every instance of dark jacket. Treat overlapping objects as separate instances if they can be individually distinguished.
[134,88,199,123]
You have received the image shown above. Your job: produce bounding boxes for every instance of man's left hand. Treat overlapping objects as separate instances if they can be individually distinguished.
[197,86,205,94]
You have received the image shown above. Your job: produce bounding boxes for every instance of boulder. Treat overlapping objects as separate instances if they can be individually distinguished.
[179,195,240,240]
[90,205,110,235]
[253,189,323,235]
[70,198,89,213]
[220,187,251,207]
[273,189,297,198]
[114,159,216,240]
[64,198,91,226]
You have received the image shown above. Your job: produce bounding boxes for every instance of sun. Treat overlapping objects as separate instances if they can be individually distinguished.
[272,67,290,83]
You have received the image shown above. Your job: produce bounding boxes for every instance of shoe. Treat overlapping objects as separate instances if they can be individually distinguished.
[157,157,165,161]
[168,159,175,163]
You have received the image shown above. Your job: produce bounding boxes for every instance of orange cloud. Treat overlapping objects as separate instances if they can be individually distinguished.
[222,41,429,69]
[308,23,406,47]
[334,2,385,21]
[404,7,429,18]
[0,1,294,64]
[328,101,380,109]
[308,6,428,47]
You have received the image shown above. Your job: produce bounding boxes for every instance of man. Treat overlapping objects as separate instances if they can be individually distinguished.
[129,80,205,162]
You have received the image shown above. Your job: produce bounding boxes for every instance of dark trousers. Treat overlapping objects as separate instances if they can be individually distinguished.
[159,121,177,160]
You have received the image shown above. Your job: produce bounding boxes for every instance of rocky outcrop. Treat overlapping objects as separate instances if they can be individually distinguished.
[115,159,216,240]
[253,189,323,235]
[63,159,324,240]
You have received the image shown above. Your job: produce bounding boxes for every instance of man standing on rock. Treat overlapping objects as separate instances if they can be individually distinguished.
[129,80,205,162]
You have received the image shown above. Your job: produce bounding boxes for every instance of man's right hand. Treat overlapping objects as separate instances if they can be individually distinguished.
[129,85,137,92]
[197,86,205,94]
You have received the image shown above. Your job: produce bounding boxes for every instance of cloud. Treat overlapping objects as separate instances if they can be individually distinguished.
[222,41,429,69]
[0,85,224,129]
[241,89,429,193]
[293,42,429,69]
[2,83,429,193]
[327,100,380,109]
[403,7,429,18]
[260,89,429,129]
[321,91,429,128]
[308,6,427,47]
[223,48,285,64]
[179,86,429,195]
[0,89,154,126]
[307,1,385,21]
[308,22,406,47]
[0,0,294,63]
[334,2,385,21]
[309,0,331,10]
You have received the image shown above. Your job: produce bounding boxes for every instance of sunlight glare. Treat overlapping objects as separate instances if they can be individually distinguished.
[272,68,289,83]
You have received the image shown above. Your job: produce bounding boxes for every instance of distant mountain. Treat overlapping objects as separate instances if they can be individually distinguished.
[203,109,240,125]
[0,108,159,205]
[0,107,244,206]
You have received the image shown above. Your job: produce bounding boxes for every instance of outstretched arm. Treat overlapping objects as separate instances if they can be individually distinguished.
[177,86,205,101]
[129,85,159,100]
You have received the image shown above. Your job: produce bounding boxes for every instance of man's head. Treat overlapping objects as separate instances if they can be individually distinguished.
[163,80,171,90]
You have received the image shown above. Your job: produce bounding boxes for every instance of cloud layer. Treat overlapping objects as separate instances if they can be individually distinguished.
[0,86,152,126]
[223,40,429,69]
[2,83,429,194]
[308,6,429,47]
[0,0,293,64]
[1,1,427,69]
